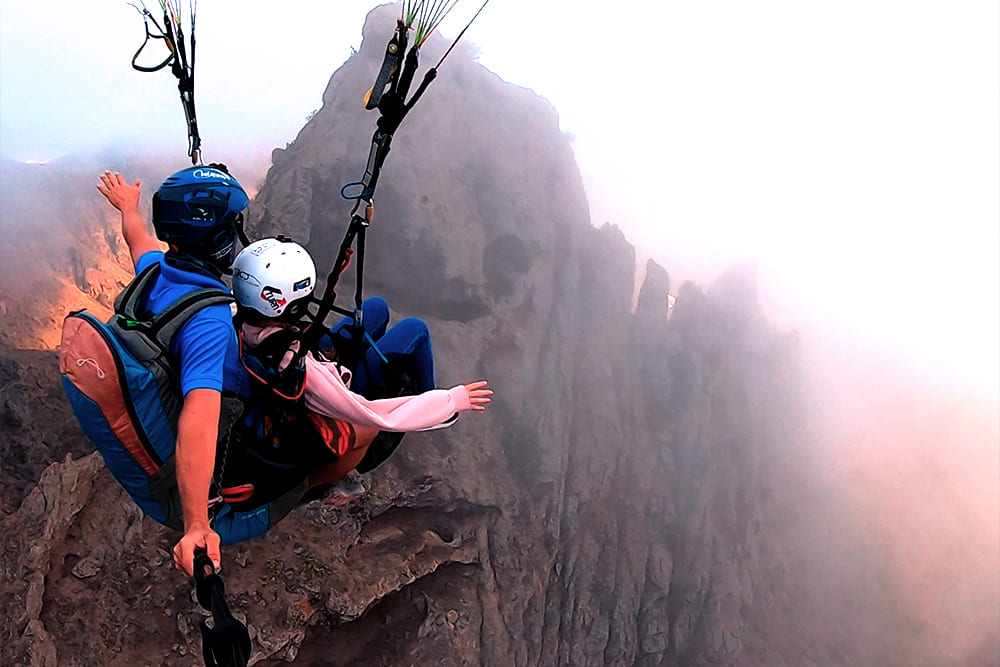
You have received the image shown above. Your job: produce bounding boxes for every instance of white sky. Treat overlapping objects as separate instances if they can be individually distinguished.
[2,1,998,398]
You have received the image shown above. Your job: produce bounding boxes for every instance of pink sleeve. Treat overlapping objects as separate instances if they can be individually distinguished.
[302,355,470,431]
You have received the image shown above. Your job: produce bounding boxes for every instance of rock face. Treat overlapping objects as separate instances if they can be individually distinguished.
[243,8,795,664]
[6,6,969,667]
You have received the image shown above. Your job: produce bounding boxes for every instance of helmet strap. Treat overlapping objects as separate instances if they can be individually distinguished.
[234,213,250,248]
[164,249,225,280]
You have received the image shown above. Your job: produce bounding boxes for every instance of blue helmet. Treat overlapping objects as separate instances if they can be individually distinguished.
[152,166,250,263]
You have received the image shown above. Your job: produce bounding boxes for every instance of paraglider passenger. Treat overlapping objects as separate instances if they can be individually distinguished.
[231,238,492,482]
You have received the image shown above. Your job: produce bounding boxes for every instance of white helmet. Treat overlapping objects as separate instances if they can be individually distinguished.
[232,238,316,318]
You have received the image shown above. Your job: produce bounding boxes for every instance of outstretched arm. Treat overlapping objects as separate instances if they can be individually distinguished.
[97,171,161,265]
[303,355,492,431]
[172,388,223,578]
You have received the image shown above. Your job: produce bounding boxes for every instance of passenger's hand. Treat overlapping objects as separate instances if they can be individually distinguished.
[173,523,221,578]
[97,171,142,213]
[464,380,493,411]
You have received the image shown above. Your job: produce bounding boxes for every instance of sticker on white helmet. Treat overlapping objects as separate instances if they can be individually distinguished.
[248,240,277,256]
[261,286,287,312]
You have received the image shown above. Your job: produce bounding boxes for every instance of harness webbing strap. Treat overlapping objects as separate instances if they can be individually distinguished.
[131,8,175,73]
[115,262,161,320]
[303,3,491,367]
[365,21,408,111]
[114,262,234,351]
[130,2,201,164]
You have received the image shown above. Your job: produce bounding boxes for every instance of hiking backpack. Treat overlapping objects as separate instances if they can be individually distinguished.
[59,263,252,536]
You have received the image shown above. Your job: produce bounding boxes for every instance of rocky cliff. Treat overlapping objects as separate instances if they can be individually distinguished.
[3,6,989,667]
[245,7,794,663]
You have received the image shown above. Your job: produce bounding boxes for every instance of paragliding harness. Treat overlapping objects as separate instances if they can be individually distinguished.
[212,325,357,514]
[60,266,302,667]
[130,0,202,164]
[59,263,241,526]
[59,263,301,541]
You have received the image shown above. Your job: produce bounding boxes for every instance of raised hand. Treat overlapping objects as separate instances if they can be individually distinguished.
[97,171,142,214]
[96,170,159,263]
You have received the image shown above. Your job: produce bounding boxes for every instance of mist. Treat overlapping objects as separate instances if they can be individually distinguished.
[3,2,997,398]
[795,314,999,664]
[1,1,997,663]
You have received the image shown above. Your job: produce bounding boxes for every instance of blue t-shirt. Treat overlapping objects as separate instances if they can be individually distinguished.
[136,251,247,396]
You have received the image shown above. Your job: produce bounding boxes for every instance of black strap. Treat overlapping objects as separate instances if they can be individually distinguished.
[130,6,176,73]
[193,549,251,667]
[310,4,489,347]
[114,262,161,320]
[150,289,234,350]
[114,262,234,352]
[364,20,408,111]
[130,2,201,164]
[242,328,307,400]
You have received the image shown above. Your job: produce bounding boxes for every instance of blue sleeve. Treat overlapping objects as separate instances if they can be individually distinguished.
[135,249,163,273]
[175,304,236,395]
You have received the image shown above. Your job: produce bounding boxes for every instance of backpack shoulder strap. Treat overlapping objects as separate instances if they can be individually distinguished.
[149,288,235,350]
[114,262,234,351]
[114,262,162,321]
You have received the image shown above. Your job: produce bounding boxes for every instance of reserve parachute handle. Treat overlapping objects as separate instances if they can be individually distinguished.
[129,1,202,164]
[307,0,491,350]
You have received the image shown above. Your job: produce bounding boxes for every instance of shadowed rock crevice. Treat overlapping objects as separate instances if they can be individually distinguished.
[276,563,482,667]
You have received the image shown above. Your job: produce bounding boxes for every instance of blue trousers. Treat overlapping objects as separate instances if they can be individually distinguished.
[325,297,435,395]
